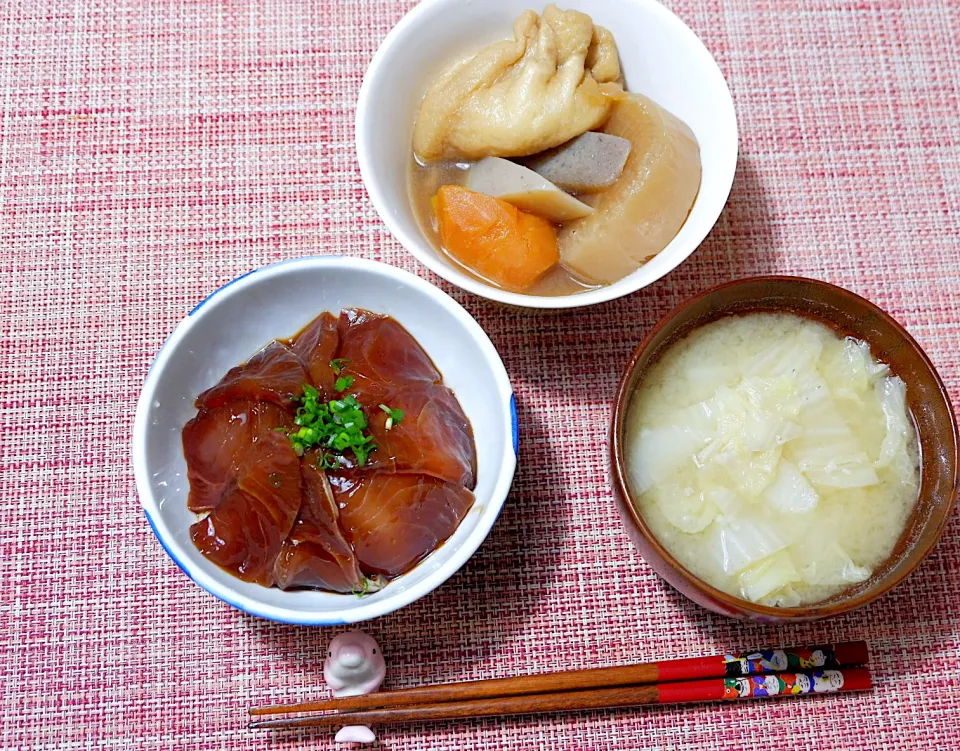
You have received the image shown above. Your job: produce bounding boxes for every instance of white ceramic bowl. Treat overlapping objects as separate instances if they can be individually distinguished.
[356,0,738,310]
[133,257,517,625]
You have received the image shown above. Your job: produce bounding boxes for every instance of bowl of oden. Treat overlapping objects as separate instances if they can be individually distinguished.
[134,257,517,625]
[356,0,737,309]
[611,277,959,621]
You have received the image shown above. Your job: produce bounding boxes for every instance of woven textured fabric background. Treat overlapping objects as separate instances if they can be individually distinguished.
[2,0,959,748]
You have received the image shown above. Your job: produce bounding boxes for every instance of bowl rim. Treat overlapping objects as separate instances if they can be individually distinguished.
[355,0,739,310]
[610,274,960,619]
[133,255,518,625]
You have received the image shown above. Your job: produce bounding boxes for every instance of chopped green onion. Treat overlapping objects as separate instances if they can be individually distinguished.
[335,375,355,392]
[329,358,350,376]
[317,452,341,470]
[287,382,376,467]
[379,404,405,430]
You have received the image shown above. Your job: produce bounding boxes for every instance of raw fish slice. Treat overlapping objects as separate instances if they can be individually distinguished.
[273,461,366,592]
[183,401,294,512]
[336,309,440,405]
[186,402,301,585]
[368,383,477,488]
[190,487,287,586]
[331,473,475,577]
[183,402,254,512]
[290,312,340,397]
[273,521,370,592]
[558,94,701,284]
[196,341,309,411]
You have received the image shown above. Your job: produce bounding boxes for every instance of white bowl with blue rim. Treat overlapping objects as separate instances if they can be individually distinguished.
[133,256,517,625]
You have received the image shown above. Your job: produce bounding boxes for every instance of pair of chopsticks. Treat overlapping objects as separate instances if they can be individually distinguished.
[249,641,870,729]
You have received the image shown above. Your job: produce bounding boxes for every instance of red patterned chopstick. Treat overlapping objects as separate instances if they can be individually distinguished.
[249,642,869,726]
[250,667,871,729]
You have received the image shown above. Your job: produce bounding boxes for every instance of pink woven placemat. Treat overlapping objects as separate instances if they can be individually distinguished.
[2,0,959,747]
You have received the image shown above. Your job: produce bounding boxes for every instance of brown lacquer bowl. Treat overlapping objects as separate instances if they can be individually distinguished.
[611,276,959,621]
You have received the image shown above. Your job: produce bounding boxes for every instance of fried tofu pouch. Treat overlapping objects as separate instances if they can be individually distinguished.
[413,4,623,162]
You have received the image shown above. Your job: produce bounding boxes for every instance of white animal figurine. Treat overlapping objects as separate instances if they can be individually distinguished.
[323,630,386,745]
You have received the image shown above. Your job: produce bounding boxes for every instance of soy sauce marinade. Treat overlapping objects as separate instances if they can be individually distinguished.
[182,308,477,593]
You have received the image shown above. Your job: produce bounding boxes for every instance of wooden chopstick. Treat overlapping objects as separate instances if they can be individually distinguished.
[249,641,868,717]
[249,667,872,729]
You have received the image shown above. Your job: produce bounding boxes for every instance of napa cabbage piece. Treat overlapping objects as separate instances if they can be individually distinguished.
[629,423,712,494]
[790,401,880,489]
[698,379,801,457]
[792,539,872,587]
[764,460,819,514]
[791,444,880,489]
[739,551,801,602]
[705,485,740,517]
[759,585,802,608]
[649,483,718,534]
[710,518,787,575]
[875,376,917,488]
[822,338,891,401]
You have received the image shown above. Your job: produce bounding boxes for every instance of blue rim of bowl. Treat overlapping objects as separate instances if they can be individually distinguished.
[136,256,519,626]
[143,508,349,625]
[188,255,343,317]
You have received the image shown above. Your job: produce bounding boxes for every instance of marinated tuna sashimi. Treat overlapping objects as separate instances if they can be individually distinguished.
[182,308,478,593]
[184,401,301,585]
[290,312,340,398]
[273,459,367,592]
[332,472,475,577]
[183,401,295,512]
[196,341,309,411]
[336,308,440,404]
[368,383,477,488]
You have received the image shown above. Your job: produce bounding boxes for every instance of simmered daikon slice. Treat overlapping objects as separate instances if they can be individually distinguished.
[558,94,701,283]
[466,157,594,222]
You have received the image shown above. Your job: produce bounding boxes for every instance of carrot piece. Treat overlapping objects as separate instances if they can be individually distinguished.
[435,185,559,292]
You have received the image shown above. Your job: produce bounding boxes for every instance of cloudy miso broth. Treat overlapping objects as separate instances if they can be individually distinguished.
[625,312,921,607]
